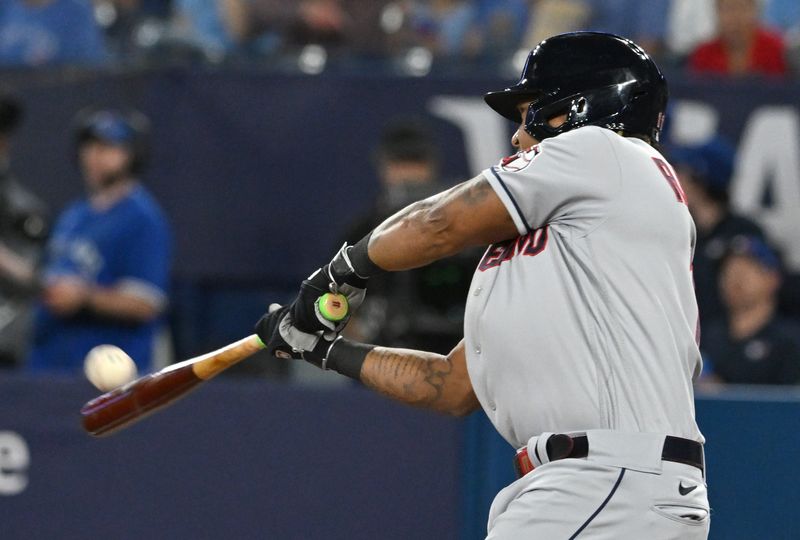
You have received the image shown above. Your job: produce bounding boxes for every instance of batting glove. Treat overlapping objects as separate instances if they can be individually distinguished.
[255,303,339,368]
[290,243,368,336]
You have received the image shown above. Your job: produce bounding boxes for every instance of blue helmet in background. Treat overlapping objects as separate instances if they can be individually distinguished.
[726,234,782,273]
[74,108,150,174]
[668,137,737,199]
[484,32,668,143]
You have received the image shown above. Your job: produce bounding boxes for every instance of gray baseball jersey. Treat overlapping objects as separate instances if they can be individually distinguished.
[465,125,703,449]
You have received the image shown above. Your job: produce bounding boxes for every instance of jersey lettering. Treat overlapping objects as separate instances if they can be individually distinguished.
[652,157,687,204]
[479,227,549,271]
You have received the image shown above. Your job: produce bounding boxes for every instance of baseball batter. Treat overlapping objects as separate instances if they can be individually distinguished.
[257,32,709,539]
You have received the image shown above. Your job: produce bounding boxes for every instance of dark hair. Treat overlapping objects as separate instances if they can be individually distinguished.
[725,235,782,273]
[73,108,151,174]
[376,120,437,164]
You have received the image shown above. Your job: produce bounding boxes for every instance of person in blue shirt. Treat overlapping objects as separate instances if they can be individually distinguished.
[584,0,671,58]
[764,0,800,34]
[27,109,171,373]
[0,0,109,67]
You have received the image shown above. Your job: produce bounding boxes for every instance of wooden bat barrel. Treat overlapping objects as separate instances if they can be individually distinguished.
[80,365,203,437]
[80,293,348,437]
[81,334,265,437]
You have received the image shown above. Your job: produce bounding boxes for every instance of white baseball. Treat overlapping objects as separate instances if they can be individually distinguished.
[83,345,138,391]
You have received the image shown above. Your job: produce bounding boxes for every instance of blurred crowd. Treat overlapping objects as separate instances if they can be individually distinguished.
[0,94,172,377]
[0,1,798,388]
[1,85,797,387]
[664,138,800,387]
[0,0,799,76]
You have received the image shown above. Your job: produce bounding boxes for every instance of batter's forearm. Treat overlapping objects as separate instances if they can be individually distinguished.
[367,197,457,271]
[359,347,479,417]
[365,177,515,272]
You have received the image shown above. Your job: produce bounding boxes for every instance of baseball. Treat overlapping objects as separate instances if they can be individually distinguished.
[84,345,138,391]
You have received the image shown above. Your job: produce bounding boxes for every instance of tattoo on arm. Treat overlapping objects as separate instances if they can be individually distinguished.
[362,348,454,409]
[365,175,514,272]
[456,178,492,206]
[380,177,491,236]
[376,196,435,232]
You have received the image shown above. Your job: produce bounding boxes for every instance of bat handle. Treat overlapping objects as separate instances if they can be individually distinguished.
[317,292,348,322]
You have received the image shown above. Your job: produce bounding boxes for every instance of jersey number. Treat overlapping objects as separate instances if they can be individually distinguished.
[652,157,687,204]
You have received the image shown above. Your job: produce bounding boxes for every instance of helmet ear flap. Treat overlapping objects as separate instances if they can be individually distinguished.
[568,97,589,125]
[525,83,648,142]
[523,95,579,141]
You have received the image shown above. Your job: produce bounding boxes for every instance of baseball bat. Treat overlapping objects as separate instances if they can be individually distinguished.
[80,293,348,437]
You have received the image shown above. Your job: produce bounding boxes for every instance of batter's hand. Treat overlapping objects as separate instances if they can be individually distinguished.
[291,243,367,335]
[255,303,337,368]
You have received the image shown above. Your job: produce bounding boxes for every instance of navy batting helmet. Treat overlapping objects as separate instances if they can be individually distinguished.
[74,108,150,175]
[485,32,668,143]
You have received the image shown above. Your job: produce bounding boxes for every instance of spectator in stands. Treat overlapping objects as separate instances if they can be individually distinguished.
[521,0,590,50]
[585,0,671,58]
[27,109,171,373]
[669,137,764,331]
[342,120,480,354]
[171,0,239,58]
[521,1,670,59]
[404,0,478,57]
[0,0,109,67]
[665,0,717,62]
[0,94,48,369]
[469,0,528,60]
[764,0,800,34]
[172,0,389,60]
[700,235,800,385]
[223,0,350,51]
[764,0,800,74]
[93,0,171,62]
[688,0,787,76]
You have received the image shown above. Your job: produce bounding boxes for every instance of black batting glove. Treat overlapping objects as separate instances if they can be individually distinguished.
[255,303,374,379]
[254,303,337,368]
[290,243,369,335]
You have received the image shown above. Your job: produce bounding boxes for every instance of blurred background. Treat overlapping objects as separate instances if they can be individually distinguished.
[0,1,798,539]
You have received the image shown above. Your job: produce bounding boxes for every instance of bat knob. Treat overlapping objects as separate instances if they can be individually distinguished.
[317,293,348,322]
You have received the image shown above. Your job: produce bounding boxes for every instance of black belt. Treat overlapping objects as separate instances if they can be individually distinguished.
[514,434,704,478]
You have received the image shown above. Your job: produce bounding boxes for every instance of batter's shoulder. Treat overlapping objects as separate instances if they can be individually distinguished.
[545,125,620,156]
[551,125,612,144]
[539,126,621,170]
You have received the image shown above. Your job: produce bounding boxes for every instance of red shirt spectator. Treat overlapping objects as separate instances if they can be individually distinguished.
[688,0,786,76]
[689,27,786,76]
